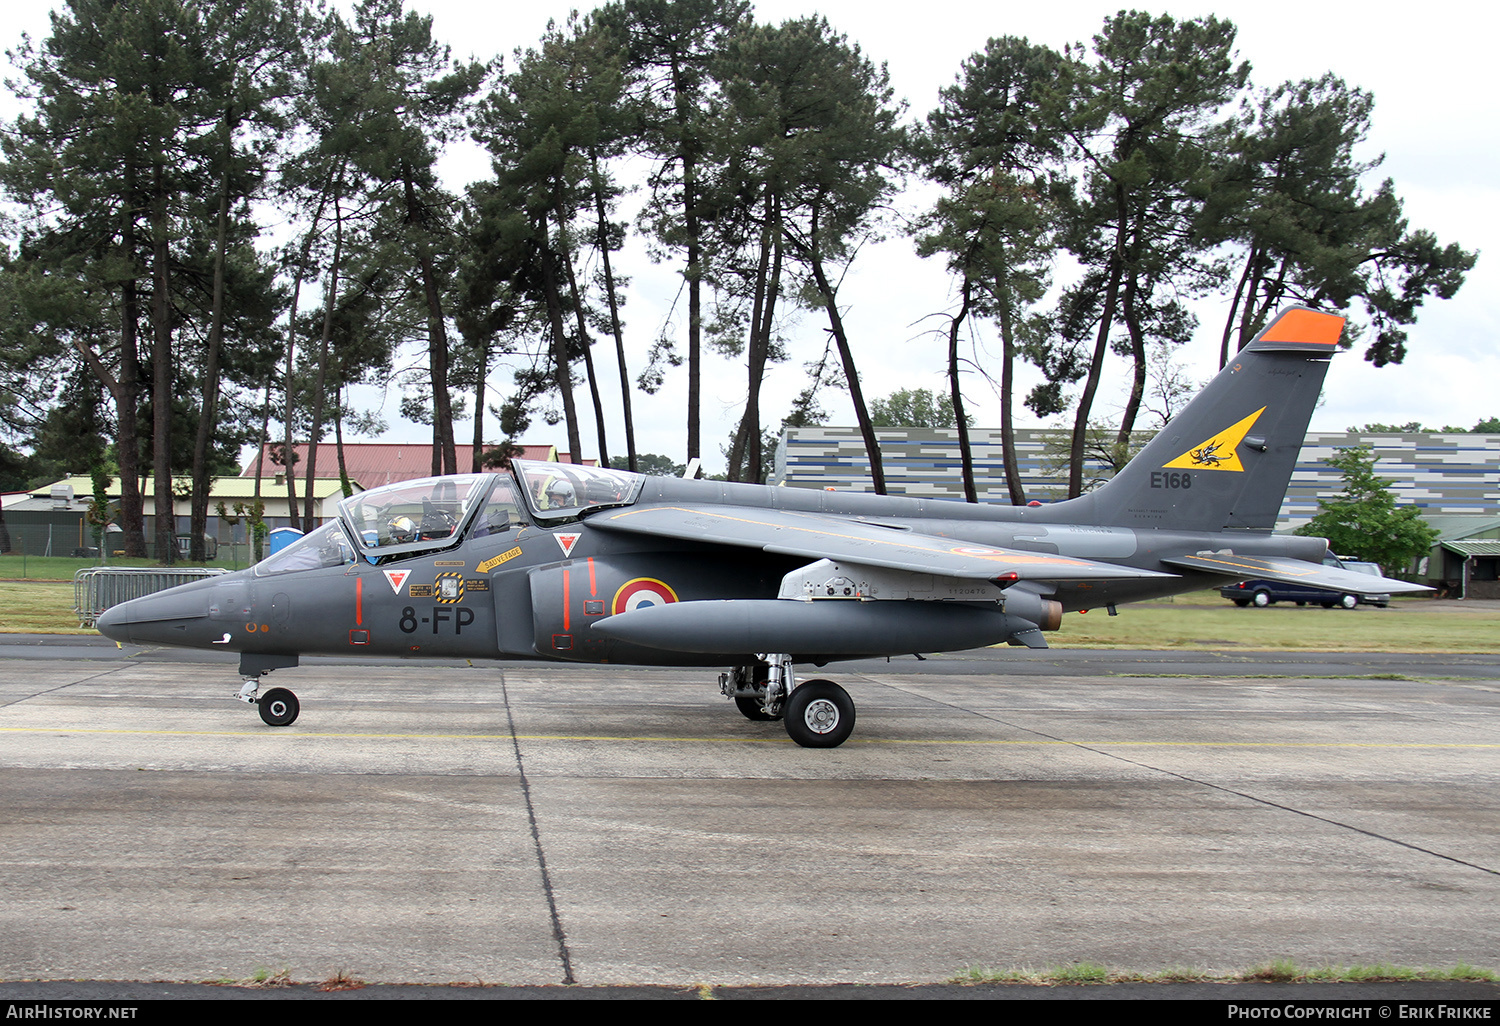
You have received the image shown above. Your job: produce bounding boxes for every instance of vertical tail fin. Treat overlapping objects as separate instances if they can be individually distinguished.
[1080,307,1346,532]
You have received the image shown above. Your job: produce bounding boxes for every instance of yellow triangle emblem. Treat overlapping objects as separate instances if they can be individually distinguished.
[1162,407,1266,473]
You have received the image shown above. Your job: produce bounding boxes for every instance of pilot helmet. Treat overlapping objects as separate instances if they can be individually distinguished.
[545,479,576,508]
[389,515,418,543]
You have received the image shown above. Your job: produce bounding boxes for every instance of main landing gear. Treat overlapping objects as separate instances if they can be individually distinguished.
[720,655,856,749]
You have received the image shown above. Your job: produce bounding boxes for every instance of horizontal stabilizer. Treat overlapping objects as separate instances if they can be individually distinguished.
[1161,553,1431,595]
[591,505,1176,583]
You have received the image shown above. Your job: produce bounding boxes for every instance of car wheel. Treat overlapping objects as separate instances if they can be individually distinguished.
[1251,590,1271,608]
[1339,593,1358,609]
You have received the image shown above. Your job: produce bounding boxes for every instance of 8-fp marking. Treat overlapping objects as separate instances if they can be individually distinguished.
[399,605,475,634]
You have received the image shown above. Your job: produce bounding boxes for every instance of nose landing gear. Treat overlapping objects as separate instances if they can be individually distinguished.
[256,687,300,727]
[236,654,303,727]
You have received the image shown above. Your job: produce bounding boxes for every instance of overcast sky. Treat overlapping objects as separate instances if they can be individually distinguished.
[5,1,1495,472]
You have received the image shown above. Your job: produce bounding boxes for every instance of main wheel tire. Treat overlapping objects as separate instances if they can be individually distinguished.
[735,695,781,721]
[784,679,855,749]
[258,687,300,727]
[1252,590,1271,608]
[1339,593,1358,609]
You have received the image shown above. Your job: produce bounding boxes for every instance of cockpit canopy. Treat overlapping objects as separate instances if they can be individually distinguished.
[253,463,647,574]
[510,459,642,519]
[254,519,357,576]
[336,474,493,562]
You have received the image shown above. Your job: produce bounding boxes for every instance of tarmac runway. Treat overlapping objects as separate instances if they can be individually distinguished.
[2,639,1498,988]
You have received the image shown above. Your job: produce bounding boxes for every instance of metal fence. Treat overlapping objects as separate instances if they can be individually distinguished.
[1,518,265,569]
[73,567,231,628]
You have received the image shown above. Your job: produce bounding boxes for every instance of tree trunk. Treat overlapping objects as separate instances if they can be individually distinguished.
[804,208,884,495]
[115,194,147,557]
[150,170,176,565]
[190,114,234,561]
[335,392,352,497]
[404,170,457,475]
[948,276,978,504]
[303,189,343,529]
[1219,243,1258,367]
[1068,201,1126,498]
[670,55,704,463]
[1115,272,1147,444]
[592,149,636,472]
[558,205,611,468]
[471,334,489,473]
[537,240,584,464]
[740,193,781,484]
[992,267,1027,506]
[281,184,331,537]
[253,375,271,496]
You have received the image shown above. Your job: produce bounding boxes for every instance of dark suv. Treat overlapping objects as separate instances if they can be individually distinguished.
[1218,554,1390,609]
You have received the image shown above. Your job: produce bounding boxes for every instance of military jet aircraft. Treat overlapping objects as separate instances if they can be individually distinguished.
[96,307,1428,747]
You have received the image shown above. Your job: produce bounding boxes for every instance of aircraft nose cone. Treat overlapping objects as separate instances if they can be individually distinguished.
[92,588,212,645]
[94,602,130,643]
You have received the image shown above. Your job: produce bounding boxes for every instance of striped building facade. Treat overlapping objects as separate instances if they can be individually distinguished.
[772,428,1500,529]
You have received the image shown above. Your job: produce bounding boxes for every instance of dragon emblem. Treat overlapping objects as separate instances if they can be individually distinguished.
[1190,440,1226,467]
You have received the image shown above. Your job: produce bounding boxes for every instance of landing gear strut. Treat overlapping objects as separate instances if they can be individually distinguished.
[721,661,783,721]
[720,655,856,748]
[236,653,302,728]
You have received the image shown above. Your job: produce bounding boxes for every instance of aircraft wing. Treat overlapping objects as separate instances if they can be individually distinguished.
[589,504,1174,582]
[1161,553,1431,594]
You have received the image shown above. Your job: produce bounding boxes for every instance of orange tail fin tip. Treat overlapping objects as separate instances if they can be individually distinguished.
[1261,307,1346,346]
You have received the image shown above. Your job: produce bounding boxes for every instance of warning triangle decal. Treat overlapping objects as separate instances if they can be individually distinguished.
[382,569,411,594]
[554,532,581,557]
[1161,407,1266,473]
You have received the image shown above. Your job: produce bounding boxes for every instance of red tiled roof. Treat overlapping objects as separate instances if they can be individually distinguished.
[240,443,589,487]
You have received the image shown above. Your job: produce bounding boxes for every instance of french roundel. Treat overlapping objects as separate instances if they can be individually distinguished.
[612,577,679,615]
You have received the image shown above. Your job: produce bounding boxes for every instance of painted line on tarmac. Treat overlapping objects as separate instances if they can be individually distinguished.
[0,725,1495,747]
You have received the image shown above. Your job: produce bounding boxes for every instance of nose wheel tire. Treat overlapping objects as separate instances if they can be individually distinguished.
[257,687,300,727]
[783,679,855,749]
